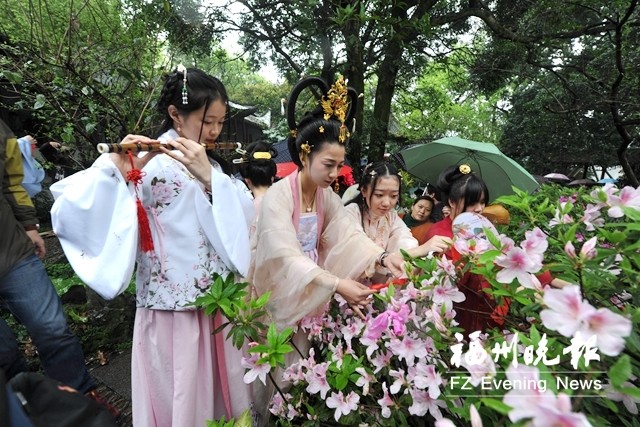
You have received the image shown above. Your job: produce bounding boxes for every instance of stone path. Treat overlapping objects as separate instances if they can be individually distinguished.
[90,351,133,427]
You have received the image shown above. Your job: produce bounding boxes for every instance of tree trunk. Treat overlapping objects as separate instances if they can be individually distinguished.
[369,39,404,162]
[343,11,366,179]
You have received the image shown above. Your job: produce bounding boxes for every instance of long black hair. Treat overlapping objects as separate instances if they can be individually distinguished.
[346,161,401,227]
[286,76,359,169]
[238,141,278,187]
[157,67,232,174]
[436,164,489,211]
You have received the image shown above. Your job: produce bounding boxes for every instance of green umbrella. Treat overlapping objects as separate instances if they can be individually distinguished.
[400,136,539,201]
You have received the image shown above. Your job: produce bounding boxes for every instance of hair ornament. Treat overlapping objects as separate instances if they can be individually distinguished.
[253,152,271,160]
[300,143,312,155]
[177,64,188,104]
[319,126,325,133]
[233,145,277,164]
[321,76,351,143]
[459,164,472,174]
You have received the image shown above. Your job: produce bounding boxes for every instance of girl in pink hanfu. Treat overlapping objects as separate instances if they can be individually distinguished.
[51,67,254,427]
[249,77,407,424]
[344,161,452,283]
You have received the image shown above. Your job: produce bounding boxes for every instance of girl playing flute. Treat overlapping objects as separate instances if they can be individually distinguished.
[51,66,254,426]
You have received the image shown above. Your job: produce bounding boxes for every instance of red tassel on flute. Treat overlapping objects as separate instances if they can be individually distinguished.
[134,198,154,252]
[126,151,154,252]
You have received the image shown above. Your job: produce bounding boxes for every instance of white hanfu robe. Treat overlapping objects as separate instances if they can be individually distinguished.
[51,129,254,427]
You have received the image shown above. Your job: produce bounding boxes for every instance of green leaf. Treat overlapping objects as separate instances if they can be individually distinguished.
[34,94,46,109]
[481,397,512,415]
[608,354,631,388]
[619,386,640,399]
[335,374,348,390]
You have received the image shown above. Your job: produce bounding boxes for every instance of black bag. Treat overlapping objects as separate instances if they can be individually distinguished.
[3,372,116,427]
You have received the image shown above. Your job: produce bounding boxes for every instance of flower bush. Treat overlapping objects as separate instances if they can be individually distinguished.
[201,183,640,426]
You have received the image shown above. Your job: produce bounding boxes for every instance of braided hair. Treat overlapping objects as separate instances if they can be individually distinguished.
[436,165,489,212]
[238,141,278,187]
[286,76,359,169]
[346,161,402,227]
[157,67,232,174]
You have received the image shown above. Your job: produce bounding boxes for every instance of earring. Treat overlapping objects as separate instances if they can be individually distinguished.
[177,126,182,133]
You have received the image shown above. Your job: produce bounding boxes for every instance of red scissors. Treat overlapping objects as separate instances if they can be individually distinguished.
[371,278,409,291]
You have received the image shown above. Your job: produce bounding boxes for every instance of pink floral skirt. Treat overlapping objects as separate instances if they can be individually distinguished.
[131,308,251,427]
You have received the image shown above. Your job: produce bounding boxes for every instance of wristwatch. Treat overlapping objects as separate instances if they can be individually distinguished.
[24,224,40,231]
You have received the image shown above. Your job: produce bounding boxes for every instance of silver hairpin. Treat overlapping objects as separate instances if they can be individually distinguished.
[177,64,188,104]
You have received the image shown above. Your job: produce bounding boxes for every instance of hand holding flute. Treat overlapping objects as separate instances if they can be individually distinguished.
[108,135,160,182]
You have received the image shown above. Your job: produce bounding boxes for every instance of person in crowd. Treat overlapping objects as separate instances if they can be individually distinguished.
[250,76,408,327]
[249,77,407,423]
[426,182,449,222]
[402,194,435,244]
[425,164,555,333]
[0,119,117,418]
[344,161,451,283]
[16,135,45,197]
[237,140,277,212]
[51,67,253,426]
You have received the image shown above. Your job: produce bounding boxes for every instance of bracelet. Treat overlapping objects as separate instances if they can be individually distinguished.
[378,251,389,268]
[24,224,40,231]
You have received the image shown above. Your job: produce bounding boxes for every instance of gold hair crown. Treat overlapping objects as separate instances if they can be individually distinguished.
[321,76,351,143]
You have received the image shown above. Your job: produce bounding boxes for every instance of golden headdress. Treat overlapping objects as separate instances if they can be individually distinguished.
[320,76,351,143]
[286,75,359,147]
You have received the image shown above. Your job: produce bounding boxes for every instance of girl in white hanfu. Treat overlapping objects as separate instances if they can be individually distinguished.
[344,161,452,284]
[249,76,406,423]
[50,68,254,427]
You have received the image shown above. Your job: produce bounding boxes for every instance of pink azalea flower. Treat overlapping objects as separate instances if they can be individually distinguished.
[461,349,496,387]
[580,204,605,231]
[408,362,443,399]
[565,241,577,259]
[385,335,429,366]
[281,362,305,384]
[503,365,558,422]
[529,405,592,427]
[435,420,456,427]
[389,369,408,395]
[436,255,457,277]
[355,367,375,396]
[605,377,640,414]
[454,237,493,256]
[241,351,271,385]
[325,391,360,422]
[577,307,632,356]
[269,392,293,417]
[521,227,548,256]
[470,404,483,427]
[377,382,395,418]
[304,362,331,399]
[549,203,574,227]
[341,317,365,351]
[504,368,592,426]
[607,186,640,218]
[539,285,595,337]
[579,237,597,260]
[369,350,392,374]
[590,183,617,206]
[495,246,543,288]
[430,282,466,311]
[408,388,446,419]
[499,235,516,253]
